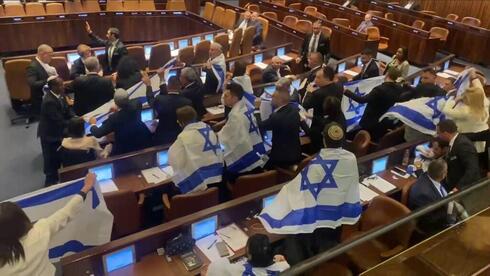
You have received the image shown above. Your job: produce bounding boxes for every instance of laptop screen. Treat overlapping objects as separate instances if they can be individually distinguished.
[337,62,346,73]
[254,53,263,63]
[356,56,363,66]
[205,33,214,41]
[191,215,218,240]
[371,156,388,174]
[291,79,301,90]
[443,60,450,71]
[140,109,153,122]
[264,85,276,95]
[94,49,105,56]
[262,194,277,209]
[66,52,79,64]
[192,36,201,45]
[413,76,421,86]
[89,164,114,181]
[178,39,189,49]
[157,150,169,167]
[103,245,136,273]
[144,45,152,60]
[276,47,285,56]
[167,69,177,82]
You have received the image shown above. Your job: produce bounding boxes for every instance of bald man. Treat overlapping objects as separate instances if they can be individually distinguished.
[27,44,58,117]
[356,13,374,33]
[262,56,291,83]
[202,42,227,94]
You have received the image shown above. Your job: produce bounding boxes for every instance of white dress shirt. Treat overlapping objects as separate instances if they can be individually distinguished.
[36,57,58,77]
[308,33,320,54]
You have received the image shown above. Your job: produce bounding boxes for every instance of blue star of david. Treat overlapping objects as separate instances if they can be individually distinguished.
[346,88,364,115]
[244,108,260,135]
[198,127,220,155]
[300,156,339,199]
[425,96,444,119]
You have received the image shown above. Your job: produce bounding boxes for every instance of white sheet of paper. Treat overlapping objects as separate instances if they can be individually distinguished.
[279,55,293,62]
[217,223,249,252]
[160,166,174,177]
[444,69,459,76]
[436,72,452,79]
[254,62,268,70]
[98,179,119,194]
[195,234,234,262]
[206,105,225,115]
[359,183,379,202]
[343,69,359,76]
[171,49,179,57]
[141,167,170,184]
[362,175,397,193]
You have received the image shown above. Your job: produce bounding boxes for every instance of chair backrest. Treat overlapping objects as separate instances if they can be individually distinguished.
[124,0,140,11]
[420,10,436,15]
[50,57,70,81]
[321,26,332,38]
[283,15,298,28]
[46,3,65,14]
[228,28,243,58]
[214,33,230,55]
[240,26,255,55]
[166,0,186,10]
[429,27,449,41]
[211,6,225,26]
[126,46,147,70]
[4,3,26,16]
[384,12,394,20]
[262,11,277,21]
[247,4,260,12]
[104,190,143,239]
[202,1,215,21]
[106,0,124,11]
[316,12,327,20]
[178,46,195,66]
[25,3,46,16]
[304,6,317,16]
[366,26,380,41]
[0,5,4,17]
[462,16,481,27]
[412,19,425,29]
[229,170,278,199]
[332,18,350,28]
[348,130,371,157]
[59,147,96,167]
[164,187,219,221]
[5,59,32,102]
[64,0,83,13]
[295,20,312,33]
[223,9,237,30]
[139,0,156,11]
[376,126,405,151]
[257,16,269,41]
[270,0,286,6]
[83,0,101,12]
[148,43,171,70]
[193,40,211,64]
[288,3,301,10]
[366,10,383,17]
[446,13,459,21]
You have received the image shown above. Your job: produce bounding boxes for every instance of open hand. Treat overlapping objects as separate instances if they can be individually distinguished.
[85,21,92,34]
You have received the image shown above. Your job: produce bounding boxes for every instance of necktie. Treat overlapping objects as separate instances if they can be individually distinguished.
[439,185,447,197]
[309,34,318,53]
[108,44,115,67]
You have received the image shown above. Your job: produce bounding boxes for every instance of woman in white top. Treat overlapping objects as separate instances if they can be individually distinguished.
[205,234,290,276]
[0,173,96,276]
[60,117,112,159]
[383,47,410,80]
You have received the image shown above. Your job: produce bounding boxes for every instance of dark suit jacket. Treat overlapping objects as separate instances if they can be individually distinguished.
[90,100,152,155]
[202,67,220,95]
[37,92,75,142]
[116,71,142,90]
[69,57,87,80]
[146,85,192,145]
[258,104,302,166]
[352,59,380,81]
[67,73,115,116]
[26,59,49,115]
[310,114,347,153]
[181,81,206,117]
[445,134,480,190]
[89,33,128,73]
[261,65,291,84]
[302,82,343,123]
[249,20,263,46]
[297,65,323,99]
[408,173,449,235]
[300,33,330,62]
[399,83,447,102]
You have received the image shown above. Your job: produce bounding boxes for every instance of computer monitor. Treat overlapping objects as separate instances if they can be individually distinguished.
[291,79,301,90]
[356,56,363,67]
[262,194,277,209]
[178,39,189,49]
[371,156,388,174]
[254,53,264,64]
[89,163,114,181]
[66,52,79,64]
[276,47,285,56]
[264,85,276,95]
[192,36,201,45]
[167,69,177,82]
[263,130,272,144]
[94,49,105,56]
[168,42,175,51]
[337,62,346,73]
[443,60,450,71]
[413,76,421,86]
[140,109,153,122]
[157,150,169,167]
[191,215,218,240]
[102,245,136,273]
[204,33,214,41]
[228,61,235,69]
[144,45,152,60]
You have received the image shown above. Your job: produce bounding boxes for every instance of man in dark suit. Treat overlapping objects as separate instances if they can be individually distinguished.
[236,10,252,31]
[66,57,114,116]
[85,21,128,74]
[179,67,206,118]
[258,83,302,168]
[296,52,324,99]
[262,56,292,83]
[26,44,58,117]
[250,12,264,47]
[437,119,480,191]
[145,72,192,145]
[352,48,380,81]
[89,88,152,155]
[409,159,452,235]
[37,77,75,185]
[344,67,403,141]
[297,20,330,67]
[399,69,446,101]
[69,44,92,80]
[302,66,343,117]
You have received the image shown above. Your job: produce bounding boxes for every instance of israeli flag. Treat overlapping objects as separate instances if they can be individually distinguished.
[209,54,227,93]
[232,75,256,108]
[218,100,266,173]
[259,148,361,234]
[342,76,385,132]
[206,258,290,276]
[381,96,447,136]
[7,179,113,262]
[453,67,472,97]
[168,121,224,194]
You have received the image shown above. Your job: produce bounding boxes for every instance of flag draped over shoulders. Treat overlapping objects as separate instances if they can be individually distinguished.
[210,53,227,93]
[232,75,256,108]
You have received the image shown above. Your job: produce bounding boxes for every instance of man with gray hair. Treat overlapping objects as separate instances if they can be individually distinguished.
[67,56,114,116]
[180,67,206,117]
[70,44,92,80]
[262,56,291,83]
[202,42,227,95]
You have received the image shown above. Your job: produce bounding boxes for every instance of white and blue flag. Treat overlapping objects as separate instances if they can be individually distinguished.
[218,100,266,173]
[342,76,385,132]
[453,67,472,97]
[259,148,361,234]
[209,53,227,93]
[232,75,256,108]
[168,121,224,194]
[7,179,113,262]
[206,258,290,276]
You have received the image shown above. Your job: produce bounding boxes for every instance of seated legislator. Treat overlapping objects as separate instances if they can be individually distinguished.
[297,20,330,66]
[114,56,142,90]
[27,44,58,117]
[236,10,252,32]
[180,67,206,117]
[344,68,403,141]
[202,43,227,94]
[168,106,224,194]
[250,12,264,47]
[259,122,361,264]
[356,13,374,33]
[85,21,128,74]
[61,117,111,159]
[414,138,449,173]
[400,69,447,102]
[205,234,290,275]
[144,73,192,145]
[69,44,92,80]
[383,47,410,79]
[0,173,96,276]
[218,82,266,179]
[89,88,152,155]
[258,83,302,168]
[262,56,292,84]
[67,57,114,116]
[296,52,325,99]
[352,48,380,81]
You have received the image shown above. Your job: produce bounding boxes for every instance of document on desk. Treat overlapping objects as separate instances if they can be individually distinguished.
[362,175,396,193]
[206,105,225,115]
[99,179,119,194]
[254,62,268,70]
[444,69,459,76]
[141,167,171,184]
[161,165,174,177]
[359,183,379,202]
[279,55,293,62]
[217,223,249,252]
[436,72,452,79]
[343,69,359,76]
[195,234,234,262]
